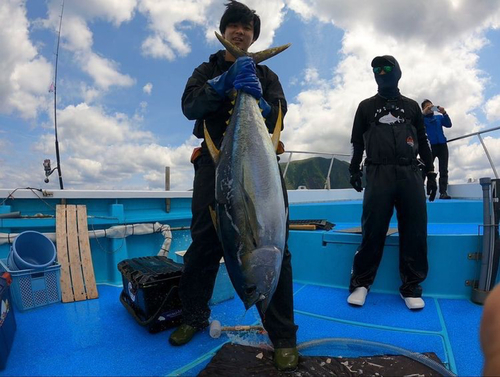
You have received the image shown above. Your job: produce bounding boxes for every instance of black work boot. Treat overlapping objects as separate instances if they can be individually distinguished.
[439,192,451,199]
[274,347,299,371]
[169,324,198,346]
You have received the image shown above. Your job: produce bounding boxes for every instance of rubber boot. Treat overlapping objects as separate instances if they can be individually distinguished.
[274,347,299,371]
[169,324,198,346]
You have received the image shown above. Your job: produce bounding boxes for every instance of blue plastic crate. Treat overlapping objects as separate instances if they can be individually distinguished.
[0,259,61,312]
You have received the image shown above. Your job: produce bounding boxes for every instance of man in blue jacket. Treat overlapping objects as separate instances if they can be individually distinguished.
[421,99,453,199]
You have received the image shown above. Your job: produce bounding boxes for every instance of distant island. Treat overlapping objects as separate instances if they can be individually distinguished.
[280,157,351,190]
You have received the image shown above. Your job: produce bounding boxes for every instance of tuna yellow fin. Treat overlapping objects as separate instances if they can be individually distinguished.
[203,121,220,164]
[271,101,282,153]
[208,205,218,232]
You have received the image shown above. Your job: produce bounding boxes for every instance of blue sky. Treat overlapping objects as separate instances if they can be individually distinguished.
[1,0,500,190]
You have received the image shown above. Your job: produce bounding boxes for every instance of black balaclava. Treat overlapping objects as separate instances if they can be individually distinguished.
[371,55,402,99]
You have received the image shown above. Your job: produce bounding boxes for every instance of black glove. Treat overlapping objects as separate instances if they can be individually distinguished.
[350,170,363,192]
[426,172,437,202]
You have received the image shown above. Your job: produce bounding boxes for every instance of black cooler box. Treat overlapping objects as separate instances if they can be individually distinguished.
[118,256,183,333]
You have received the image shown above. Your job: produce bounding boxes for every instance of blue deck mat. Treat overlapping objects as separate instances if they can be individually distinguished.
[438,298,484,376]
[5,285,232,376]
[294,312,448,364]
[3,283,482,376]
[293,284,442,332]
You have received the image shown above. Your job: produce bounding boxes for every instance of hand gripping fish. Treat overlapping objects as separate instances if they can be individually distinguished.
[204,32,290,313]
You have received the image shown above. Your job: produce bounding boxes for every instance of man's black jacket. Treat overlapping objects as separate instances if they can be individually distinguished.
[349,94,434,173]
[182,50,287,153]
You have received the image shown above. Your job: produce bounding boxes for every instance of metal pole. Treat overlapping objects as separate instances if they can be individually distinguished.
[282,152,294,179]
[478,134,499,179]
[447,125,500,143]
[324,155,335,190]
[165,166,170,191]
[53,1,65,189]
[472,177,494,304]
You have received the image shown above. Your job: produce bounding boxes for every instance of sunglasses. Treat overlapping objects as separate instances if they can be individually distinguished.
[373,66,393,74]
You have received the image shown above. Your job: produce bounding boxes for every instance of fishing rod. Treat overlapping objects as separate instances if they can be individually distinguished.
[45,0,64,189]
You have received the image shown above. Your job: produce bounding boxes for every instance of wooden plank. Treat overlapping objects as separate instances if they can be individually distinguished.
[76,205,98,299]
[289,224,317,230]
[56,205,75,302]
[66,205,86,301]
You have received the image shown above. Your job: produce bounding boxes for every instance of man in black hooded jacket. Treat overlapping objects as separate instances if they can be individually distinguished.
[347,55,438,310]
[169,1,298,372]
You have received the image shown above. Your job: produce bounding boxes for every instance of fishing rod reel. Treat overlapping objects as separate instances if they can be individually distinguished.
[43,159,59,183]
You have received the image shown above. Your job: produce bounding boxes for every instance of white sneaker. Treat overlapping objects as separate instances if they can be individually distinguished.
[401,294,425,310]
[347,287,368,306]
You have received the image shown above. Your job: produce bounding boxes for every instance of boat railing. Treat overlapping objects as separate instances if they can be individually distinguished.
[281,150,350,190]
[282,125,500,190]
[447,125,500,179]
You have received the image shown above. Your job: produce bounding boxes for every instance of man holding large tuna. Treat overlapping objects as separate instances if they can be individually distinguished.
[169,1,298,371]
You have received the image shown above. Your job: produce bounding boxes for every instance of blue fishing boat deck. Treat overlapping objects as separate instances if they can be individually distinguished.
[0,186,490,376]
[4,282,483,376]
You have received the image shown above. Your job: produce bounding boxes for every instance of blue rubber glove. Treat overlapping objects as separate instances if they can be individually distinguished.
[207,56,254,98]
[258,98,271,118]
[233,61,262,99]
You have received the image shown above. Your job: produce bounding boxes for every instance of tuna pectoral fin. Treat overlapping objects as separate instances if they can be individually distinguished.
[271,101,283,153]
[215,32,291,64]
[203,121,220,164]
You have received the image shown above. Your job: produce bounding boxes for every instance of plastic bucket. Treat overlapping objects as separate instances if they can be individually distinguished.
[7,231,56,271]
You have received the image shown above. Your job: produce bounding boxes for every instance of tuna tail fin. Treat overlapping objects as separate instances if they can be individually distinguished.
[271,101,282,153]
[203,121,220,164]
[214,32,291,64]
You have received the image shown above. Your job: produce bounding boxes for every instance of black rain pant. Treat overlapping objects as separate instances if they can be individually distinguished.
[349,164,429,297]
[431,143,449,194]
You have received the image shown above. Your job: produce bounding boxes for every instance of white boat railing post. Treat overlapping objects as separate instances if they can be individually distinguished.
[282,152,294,179]
[448,125,500,179]
[477,134,499,179]
[165,166,171,213]
[324,154,335,190]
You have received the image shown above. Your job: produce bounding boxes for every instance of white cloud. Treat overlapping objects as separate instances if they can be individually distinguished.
[24,103,198,190]
[5,0,500,190]
[0,0,52,119]
[242,0,286,51]
[41,1,136,90]
[61,0,137,26]
[485,95,500,122]
[79,52,135,90]
[139,0,287,60]
[143,83,153,95]
[138,0,213,59]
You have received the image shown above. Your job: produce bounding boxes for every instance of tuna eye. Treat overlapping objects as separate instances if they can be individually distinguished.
[245,285,257,296]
